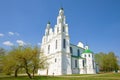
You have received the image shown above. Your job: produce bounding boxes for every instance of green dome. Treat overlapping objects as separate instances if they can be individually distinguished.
[83,49,93,54]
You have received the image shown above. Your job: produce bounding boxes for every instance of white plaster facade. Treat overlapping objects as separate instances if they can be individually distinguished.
[38,8,98,75]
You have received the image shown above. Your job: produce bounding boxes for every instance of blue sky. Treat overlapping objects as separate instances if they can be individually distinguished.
[0,0,120,56]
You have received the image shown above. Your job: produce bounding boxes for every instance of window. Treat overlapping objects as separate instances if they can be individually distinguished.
[93,60,94,69]
[56,40,57,49]
[48,45,50,54]
[59,18,62,23]
[84,54,86,57]
[48,30,49,35]
[57,27,59,33]
[77,49,80,56]
[63,39,66,48]
[55,58,57,62]
[75,60,77,68]
[83,60,85,67]
[89,54,90,57]
[63,26,65,32]
[70,47,73,54]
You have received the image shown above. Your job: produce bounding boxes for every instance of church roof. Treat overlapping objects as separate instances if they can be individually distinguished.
[70,43,85,49]
[83,49,93,54]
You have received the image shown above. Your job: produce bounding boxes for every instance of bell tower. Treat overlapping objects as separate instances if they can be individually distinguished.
[45,21,51,36]
[54,8,71,75]
[57,8,66,24]
[39,8,72,75]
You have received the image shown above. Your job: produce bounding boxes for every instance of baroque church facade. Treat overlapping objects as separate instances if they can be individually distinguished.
[38,8,98,75]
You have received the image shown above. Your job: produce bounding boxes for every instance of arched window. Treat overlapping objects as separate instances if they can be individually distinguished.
[77,49,80,56]
[63,39,66,48]
[48,45,50,54]
[57,27,59,33]
[56,40,57,49]
[55,58,57,62]
[93,60,94,68]
[59,18,62,23]
[89,54,90,57]
[70,47,73,54]
[63,26,65,32]
[75,60,77,68]
[83,60,85,67]
[48,30,49,35]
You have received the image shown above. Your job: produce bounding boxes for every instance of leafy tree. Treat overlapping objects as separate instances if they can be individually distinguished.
[31,48,48,77]
[2,46,48,79]
[2,47,24,76]
[0,48,5,56]
[0,48,6,73]
[95,52,119,72]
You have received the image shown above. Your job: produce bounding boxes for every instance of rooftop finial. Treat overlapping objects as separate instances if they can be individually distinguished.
[85,42,89,50]
[48,21,50,24]
[59,7,64,16]
[60,7,64,10]
[46,21,51,29]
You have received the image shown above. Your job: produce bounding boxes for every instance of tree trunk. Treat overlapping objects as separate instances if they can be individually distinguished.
[26,68,32,79]
[33,67,35,77]
[24,65,32,79]
[32,67,35,77]
[23,58,32,79]
[14,67,19,77]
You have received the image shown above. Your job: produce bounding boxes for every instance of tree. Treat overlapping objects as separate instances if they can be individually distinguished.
[2,46,24,76]
[0,48,6,73]
[2,46,48,78]
[95,52,119,72]
[31,47,48,77]
[0,48,5,56]
[94,52,105,71]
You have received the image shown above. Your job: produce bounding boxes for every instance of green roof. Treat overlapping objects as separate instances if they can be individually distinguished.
[83,49,93,54]
[71,55,84,59]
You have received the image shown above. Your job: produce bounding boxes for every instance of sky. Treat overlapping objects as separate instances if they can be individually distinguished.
[0,0,120,56]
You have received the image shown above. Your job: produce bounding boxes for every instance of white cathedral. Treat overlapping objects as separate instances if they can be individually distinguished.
[38,8,98,75]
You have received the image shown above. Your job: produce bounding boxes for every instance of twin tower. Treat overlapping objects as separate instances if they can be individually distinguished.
[38,8,98,75]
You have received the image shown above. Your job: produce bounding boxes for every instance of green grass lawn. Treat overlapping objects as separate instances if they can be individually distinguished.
[0,73,120,80]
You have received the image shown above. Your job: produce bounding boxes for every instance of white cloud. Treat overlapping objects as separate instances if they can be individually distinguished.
[0,33,4,37]
[8,32,20,36]
[8,32,14,36]
[16,40,26,46]
[3,41,14,46]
